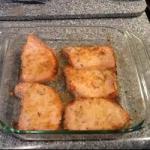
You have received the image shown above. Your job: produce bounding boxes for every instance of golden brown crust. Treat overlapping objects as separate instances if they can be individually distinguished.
[64,66,118,99]
[15,82,63,130]
[20,34,58,83]
[64,98,130,130]
[63,46,116,69]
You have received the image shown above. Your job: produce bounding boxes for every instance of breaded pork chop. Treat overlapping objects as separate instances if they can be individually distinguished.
[64,98,130,130]
[64,66,117,98]
[21,34,57,83]
[63,46,115,69]
[15,83,63,130]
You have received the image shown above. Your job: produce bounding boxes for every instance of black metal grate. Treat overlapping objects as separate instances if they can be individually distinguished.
[145,0,150,22]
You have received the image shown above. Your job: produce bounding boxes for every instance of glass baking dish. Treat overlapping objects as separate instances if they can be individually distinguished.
[0,26,149,141]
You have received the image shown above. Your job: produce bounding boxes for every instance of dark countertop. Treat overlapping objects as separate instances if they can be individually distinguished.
[0,12,150,149]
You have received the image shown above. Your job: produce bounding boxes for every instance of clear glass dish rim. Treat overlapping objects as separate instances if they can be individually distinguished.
[0,26,148,134]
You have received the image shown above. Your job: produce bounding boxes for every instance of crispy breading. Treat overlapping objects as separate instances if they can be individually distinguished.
[15,83,63,130]
[63,46,116,69]
[21,34,58,83]
[64,66,117,98]
[64,98,130,130]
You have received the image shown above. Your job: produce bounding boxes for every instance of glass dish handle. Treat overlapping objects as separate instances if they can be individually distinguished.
[125,31,150,103]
